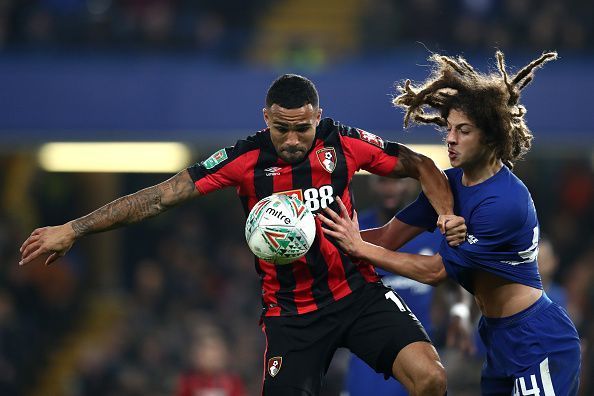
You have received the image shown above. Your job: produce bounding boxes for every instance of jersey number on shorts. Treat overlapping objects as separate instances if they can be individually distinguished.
[385,290,419,322]
[512,357,556,396]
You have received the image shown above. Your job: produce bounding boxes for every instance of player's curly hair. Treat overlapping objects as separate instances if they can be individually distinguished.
[393,51,557,169]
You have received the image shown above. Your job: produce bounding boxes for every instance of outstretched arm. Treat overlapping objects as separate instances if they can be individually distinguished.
[20,169,199,266]
[360,218,425,250]
[318,197,447,285]
[361,214,466,250]
[388,144,453,233]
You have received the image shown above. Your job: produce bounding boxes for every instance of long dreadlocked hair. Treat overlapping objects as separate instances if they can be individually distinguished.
[393,51,557,169]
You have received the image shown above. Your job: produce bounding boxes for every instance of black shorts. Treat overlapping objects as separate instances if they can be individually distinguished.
[261,282,430,396]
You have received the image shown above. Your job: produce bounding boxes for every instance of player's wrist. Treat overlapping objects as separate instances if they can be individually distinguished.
[352,241,373,261]
[67,221,83,240]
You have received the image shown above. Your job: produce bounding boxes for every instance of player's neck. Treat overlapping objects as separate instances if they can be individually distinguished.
[461,157,503,187]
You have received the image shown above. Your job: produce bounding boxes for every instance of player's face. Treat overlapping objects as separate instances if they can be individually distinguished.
[264,104,321,163]
[445,109,491,169]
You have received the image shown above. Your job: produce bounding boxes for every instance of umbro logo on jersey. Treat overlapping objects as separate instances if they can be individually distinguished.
[265,166,282,176]
[467,234,479,244]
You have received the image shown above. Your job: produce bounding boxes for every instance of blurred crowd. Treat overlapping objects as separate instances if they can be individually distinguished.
[0,207,84,394]
[1,155,593,395]
[65,185,265,395]
[0,0,592,59]
[0,0,268,58]
[360,0,593,53]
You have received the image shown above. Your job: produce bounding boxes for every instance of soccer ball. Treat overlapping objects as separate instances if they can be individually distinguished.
[245,194,316,265]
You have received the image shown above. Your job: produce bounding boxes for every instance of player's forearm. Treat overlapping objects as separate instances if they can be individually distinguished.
[391,145,453,216]
[71,185,169,237]
[361,218,425,250]
[355,242,447,285]
[360,227,389,246]
[71,170,198,238]
[417,156,453,216]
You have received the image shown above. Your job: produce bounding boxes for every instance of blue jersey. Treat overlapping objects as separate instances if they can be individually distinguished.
[397,166,543,294]
[346,208,441,396]
[397,166,580,395]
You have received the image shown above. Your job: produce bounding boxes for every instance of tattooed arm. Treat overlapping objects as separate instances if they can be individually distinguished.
[20,170,199,266]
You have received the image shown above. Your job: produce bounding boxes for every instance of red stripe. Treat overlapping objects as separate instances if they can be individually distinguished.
[318,228,351,298]
[259,259,281,317]
[261,323,268,395]
[292,257,315,314]
[359,262,380,282]
[237,149,260,202]
[340,189,379,283]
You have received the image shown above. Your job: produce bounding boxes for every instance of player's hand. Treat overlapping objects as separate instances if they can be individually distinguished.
[437,215,466,246]
[19,222,77,266]
[317,196,365,258]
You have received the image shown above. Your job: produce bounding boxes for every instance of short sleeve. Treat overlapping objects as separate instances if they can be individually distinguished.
[396,191,438,231]
[187,140,256,195]
[339,126,399,176]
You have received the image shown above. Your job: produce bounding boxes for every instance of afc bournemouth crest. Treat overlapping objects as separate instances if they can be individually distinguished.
[268,356,282,377]
[316,147,336,173]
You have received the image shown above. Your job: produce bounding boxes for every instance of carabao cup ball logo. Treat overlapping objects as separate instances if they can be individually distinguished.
[245,194,316,265]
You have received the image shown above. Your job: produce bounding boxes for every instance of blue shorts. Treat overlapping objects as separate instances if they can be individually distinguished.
[478,293,581,395]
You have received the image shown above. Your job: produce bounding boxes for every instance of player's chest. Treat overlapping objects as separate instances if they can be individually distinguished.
[249,147,351,212]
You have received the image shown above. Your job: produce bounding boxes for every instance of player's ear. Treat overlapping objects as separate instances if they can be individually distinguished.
[263,107,270,127]
[315,107,322,125]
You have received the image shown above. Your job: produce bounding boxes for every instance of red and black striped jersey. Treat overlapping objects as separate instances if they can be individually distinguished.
[187,118,400,317]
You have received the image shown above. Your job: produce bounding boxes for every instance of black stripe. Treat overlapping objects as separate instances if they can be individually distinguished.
[385,141,400,157]
[327,128,348,208]
[254,139,298,315]
[239,194,250,217]
[292,156,331,309]
[326,127,367,292]
[253,141,276,201]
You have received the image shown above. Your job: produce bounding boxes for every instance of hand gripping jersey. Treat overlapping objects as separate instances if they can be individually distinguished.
[397,166,543,294]
[187,118,400,317]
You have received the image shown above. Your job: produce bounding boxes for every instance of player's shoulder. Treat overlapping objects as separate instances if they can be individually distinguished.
[319,117,394,151]
[197,129,267,171]
[315,117,344,140]
[228,128,270,153]
[487,166,531,203]
[474,167,532,224]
